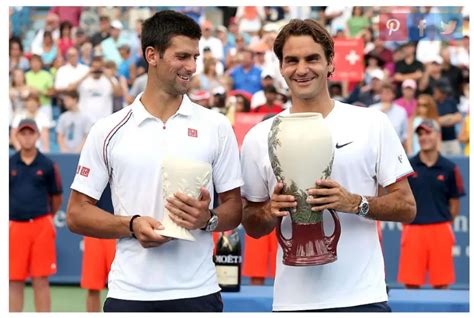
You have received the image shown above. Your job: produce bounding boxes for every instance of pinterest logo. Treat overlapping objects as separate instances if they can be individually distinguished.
[379,13,408,41]
[386,18,401,36]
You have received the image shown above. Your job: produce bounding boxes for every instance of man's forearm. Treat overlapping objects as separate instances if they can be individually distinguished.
[242,200,276,238]
[214,196,242,232]
[365,181,416,223]
[67,195,132,239]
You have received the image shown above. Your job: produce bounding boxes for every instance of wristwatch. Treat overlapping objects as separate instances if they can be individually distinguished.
[357,195,370,217]
[202,209,219,232]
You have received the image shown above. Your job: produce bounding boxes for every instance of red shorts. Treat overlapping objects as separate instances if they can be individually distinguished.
[80,236,116,290]
[398,222,455,286]
[9,214,57,281]
[242,230,277,278]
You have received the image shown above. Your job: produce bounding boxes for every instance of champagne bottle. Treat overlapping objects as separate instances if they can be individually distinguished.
[214,229,241,292]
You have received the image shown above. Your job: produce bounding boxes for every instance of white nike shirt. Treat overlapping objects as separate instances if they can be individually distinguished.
[241,101,413,311]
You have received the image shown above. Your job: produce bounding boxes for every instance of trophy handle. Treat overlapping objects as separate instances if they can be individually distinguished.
[326,209,341,252]
[276,216,291,254]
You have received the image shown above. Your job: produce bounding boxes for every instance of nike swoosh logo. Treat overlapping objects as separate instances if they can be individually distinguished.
[335,141,353,149]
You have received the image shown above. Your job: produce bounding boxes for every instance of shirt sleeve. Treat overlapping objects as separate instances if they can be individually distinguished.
[212,117,244,193]
[70,122,109,200]
[447,164,466,198]
[376,112,414,187]
[240,125,271,202]
[47,162,63,195]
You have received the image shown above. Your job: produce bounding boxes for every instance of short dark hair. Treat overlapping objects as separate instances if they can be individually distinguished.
[274,19,334,74]
[30,54,43,64]
[141,10,201,63]
[381,83,395,93]
[63,90,79,100]
[263,85,277,94]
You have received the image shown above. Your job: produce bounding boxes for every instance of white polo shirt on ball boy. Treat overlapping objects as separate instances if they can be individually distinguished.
[241,100,413,311]
[71,93,243,301]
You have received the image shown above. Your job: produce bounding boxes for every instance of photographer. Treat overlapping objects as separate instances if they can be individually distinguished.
[68,56,121,124]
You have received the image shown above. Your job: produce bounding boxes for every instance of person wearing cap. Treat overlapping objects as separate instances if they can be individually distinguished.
[9,118,63,312]
[100,19,127,66]
[66,10,242,312]
[250,70,276,109]
[189,90,211,108]
[394,79,417,119]
[418,54,447,95]
[241,18,415,312]
[350,68,385,107]
[398,119,465,289]
[406,94,439,157]
[433,81,463,155]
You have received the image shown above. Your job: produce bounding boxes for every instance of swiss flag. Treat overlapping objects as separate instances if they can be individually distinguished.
[332,38,365,82]
[188,128,198,138]
[80,166,90,177]
[437,174,445,182]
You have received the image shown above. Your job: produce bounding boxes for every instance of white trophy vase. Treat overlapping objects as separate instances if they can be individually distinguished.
[156,158,212,241]
[268,112,341,266]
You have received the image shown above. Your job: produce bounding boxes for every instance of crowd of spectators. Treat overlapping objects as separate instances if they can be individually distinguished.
[9,6,470,156]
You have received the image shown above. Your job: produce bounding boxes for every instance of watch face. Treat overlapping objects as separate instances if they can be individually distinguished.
[207,215,218,231]
[361,203,369,214]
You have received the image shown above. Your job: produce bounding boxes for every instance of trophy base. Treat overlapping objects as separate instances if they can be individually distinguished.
[282,253,337,266]
[155,229,195,241]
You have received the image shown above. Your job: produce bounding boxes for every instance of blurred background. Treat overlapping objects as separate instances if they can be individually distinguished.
[8,5,469,312]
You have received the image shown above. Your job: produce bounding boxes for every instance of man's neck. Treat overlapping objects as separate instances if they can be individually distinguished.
[419,149,439,167]
[290,94,334,118]
[141,85,183,123]
[405,55,414,63]
[20,148,38,165]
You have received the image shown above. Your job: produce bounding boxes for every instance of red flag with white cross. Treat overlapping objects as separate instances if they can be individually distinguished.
[332,38,365,82]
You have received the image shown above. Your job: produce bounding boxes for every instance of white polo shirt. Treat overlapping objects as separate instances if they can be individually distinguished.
[54,63,90,91]
[71,93,243,301]
[241,101,413,311]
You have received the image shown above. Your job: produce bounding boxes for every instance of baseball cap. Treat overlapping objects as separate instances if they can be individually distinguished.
[216,25,227,33]
[17,118,39,133]
[190,90,210,101]
[415,119,440,134]
[433,79,452,95]
[263,22,279,33]
[402,79,417,90]
[429,55,443,64]
[261,69,274,79]
[369,69,384,81]
[111,20,123,30]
